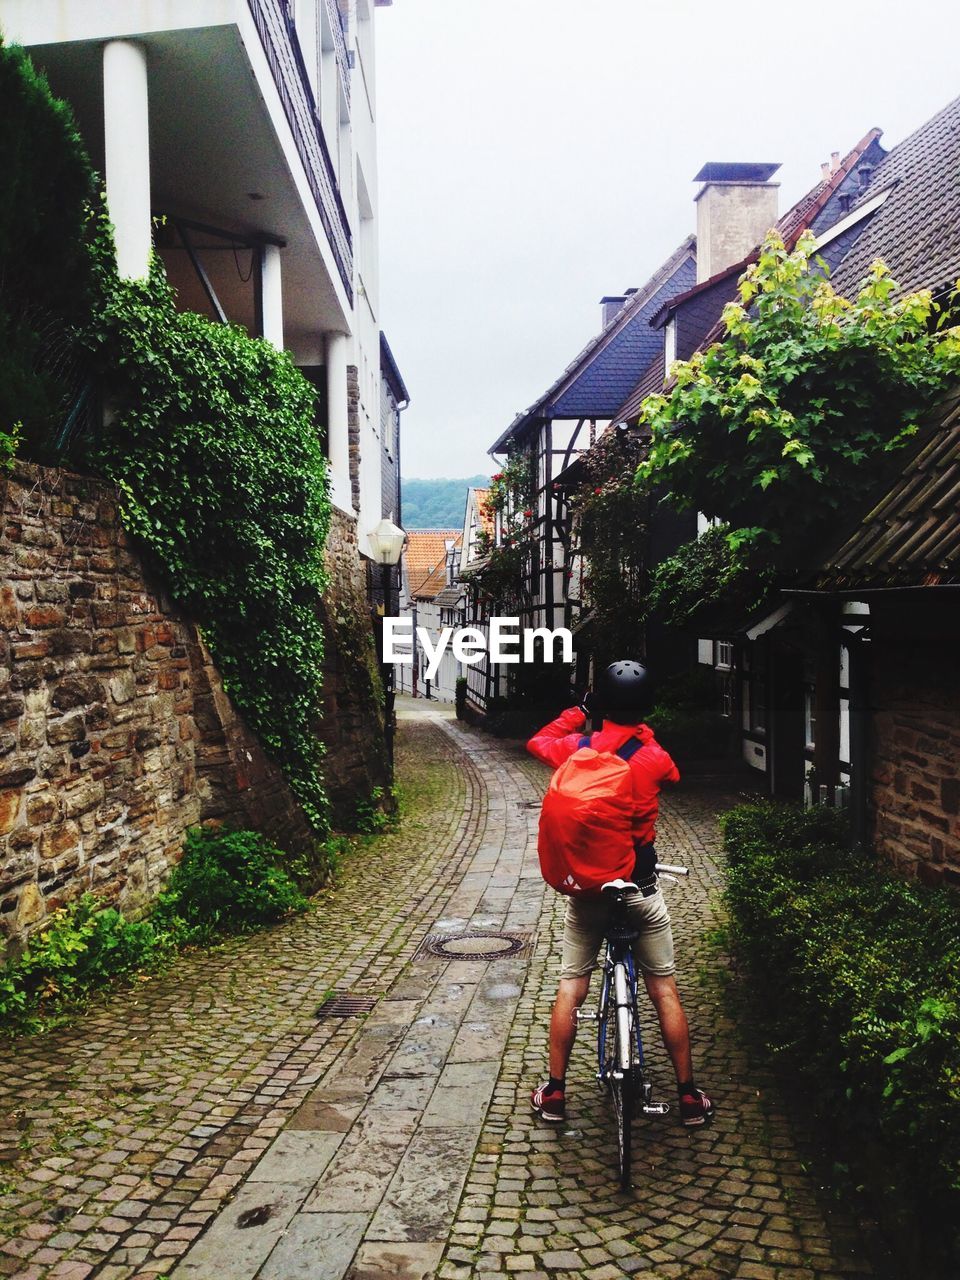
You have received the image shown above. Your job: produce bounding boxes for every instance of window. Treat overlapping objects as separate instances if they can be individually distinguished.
[715,640,733,670]
[718,672,734,719]
[804,688,817,749]
[751,666,767,732]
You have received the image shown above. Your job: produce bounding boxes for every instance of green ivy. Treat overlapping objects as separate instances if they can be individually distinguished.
[647,522,775,628]
[0,39,97,456]
[80,215,332,831]
[569,427,649,664]
[473,451,537,608]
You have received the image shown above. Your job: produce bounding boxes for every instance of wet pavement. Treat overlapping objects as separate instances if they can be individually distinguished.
[0,700,877,1279]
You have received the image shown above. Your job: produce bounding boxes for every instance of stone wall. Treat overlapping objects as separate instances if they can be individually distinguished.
[0,462,314,952]
[870,617,960,887]
[347,364,361,514]
[317,507,389,826]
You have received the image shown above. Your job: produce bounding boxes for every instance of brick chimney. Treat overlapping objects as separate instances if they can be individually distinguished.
[693,162,780,283]
[599,288,637,328]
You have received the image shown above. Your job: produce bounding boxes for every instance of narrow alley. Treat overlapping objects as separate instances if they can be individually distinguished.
[1,702,876,1280]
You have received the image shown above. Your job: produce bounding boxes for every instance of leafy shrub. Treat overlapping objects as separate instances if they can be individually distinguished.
[722,801,960,1272]
[0,828,314,1036]
[0,895,172,1035]
[152,828,309,937]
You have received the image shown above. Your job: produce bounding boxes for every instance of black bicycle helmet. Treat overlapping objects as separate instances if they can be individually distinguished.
[597,660,655,724]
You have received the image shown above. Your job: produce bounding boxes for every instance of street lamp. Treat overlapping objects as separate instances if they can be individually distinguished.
[368,518,406,773]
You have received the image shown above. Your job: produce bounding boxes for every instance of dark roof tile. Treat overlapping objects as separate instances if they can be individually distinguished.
[815,389,960,588]
[830,95,960,297]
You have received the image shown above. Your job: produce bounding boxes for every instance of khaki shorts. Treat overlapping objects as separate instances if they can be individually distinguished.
[560,886,675,980]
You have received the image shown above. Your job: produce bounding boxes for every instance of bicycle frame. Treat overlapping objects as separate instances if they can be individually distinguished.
[597,936,643,1078]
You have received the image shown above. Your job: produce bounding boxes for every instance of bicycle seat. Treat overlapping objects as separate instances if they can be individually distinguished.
[601,879,639,894]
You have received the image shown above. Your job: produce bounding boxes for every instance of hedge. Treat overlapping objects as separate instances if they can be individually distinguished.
[722,801,960,1273]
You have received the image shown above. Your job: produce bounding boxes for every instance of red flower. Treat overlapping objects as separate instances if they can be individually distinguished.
[492,473,504,481]
[523,509,533,518]
[594,487,602,495]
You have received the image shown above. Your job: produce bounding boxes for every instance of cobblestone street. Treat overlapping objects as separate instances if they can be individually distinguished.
[0,700,878,1279]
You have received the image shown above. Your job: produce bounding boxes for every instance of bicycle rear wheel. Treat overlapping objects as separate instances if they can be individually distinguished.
[604,962,634,1191]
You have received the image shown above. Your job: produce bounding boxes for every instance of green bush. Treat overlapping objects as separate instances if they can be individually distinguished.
[722,801,960,1272]
[0,895,173,1035]
[152,827,309,938]
[0,829,312,1035]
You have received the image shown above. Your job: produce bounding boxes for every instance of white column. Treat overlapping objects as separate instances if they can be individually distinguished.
[325,332,352,512]
[261,243,284,349]
[103,40,151,281]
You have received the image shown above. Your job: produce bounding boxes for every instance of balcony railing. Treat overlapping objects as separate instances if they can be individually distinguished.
[248,0,353,303]
[324,0,351,108]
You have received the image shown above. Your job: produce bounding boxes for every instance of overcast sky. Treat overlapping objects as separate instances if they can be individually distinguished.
[375,0,960,480]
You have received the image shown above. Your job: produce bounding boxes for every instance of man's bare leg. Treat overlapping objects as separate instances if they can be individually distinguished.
[643,972,693,1085]
[548,975,591,1079]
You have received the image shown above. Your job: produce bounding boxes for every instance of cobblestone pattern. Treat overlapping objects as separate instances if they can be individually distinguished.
[0,706,880,1279]
[437,779,879,1280]
[174,705,548,1280]
[0,711,481,1278]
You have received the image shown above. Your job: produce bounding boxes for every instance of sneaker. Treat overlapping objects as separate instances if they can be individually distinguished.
[679,1087,714,1127]
[531,1082,565,1123]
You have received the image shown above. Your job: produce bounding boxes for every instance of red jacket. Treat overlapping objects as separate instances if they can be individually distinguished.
[527,706,679,846]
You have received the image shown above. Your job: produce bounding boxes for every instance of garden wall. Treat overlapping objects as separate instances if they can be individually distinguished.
[0,461,314,953]
[870,613,960,887]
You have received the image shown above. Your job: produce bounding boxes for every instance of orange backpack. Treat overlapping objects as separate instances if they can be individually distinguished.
[537,737,644,895]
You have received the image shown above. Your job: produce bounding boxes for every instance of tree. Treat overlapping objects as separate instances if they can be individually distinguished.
[639,231,960,572]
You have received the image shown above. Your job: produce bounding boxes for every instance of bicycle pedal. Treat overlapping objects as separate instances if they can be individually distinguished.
[642,1102,671,1116]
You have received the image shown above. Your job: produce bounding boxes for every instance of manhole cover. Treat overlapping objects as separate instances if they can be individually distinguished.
[418,931,529,962]
[315,992,378,1020]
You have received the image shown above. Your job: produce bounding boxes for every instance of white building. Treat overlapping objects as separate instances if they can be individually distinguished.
[0,0,395,553]
[397,530,462,702]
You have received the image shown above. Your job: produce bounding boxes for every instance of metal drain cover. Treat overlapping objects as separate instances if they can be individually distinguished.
[315,992,378,1020]
[419,931,529,962]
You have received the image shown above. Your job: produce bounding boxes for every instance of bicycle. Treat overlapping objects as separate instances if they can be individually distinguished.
[580,863,688,1190]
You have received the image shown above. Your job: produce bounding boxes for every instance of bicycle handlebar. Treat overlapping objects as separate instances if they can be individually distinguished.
[655,862,689,877]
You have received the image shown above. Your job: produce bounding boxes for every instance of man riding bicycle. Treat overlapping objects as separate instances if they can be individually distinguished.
[527,659,714,1128]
